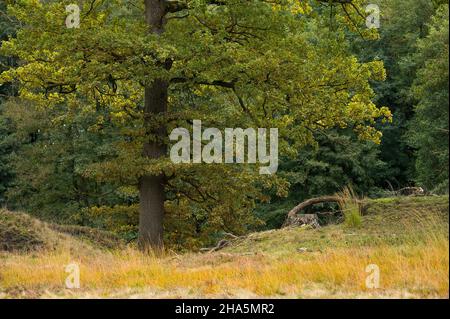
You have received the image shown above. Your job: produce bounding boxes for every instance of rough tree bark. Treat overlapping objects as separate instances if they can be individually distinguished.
[138,0,169,251]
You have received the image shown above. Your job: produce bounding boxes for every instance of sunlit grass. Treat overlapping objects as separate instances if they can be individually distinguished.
[0,198,448,299]
[0,237,447,298]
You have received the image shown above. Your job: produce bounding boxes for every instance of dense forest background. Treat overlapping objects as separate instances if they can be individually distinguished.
[0,0,448,250]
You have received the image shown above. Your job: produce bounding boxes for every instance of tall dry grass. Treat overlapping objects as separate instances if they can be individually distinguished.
[337,186,363,228]
[0,208,448,298]
[1,243,447,298]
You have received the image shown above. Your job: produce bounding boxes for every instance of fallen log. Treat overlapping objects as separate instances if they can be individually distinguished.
[396,187,425,196]
[282,196,341,228]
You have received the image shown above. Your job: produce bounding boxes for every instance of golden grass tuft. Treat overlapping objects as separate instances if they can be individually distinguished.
[338,186,363,228]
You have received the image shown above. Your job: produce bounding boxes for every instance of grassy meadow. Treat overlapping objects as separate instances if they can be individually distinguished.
[0,196,448,299]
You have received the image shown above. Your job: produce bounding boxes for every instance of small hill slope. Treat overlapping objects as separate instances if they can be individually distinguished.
[0,209,61,252]
[0,209,123,252]
[224,196,449,256]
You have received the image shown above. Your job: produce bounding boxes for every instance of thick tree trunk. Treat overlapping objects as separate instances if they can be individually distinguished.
[138,0,168,251]
[139,173,165,249]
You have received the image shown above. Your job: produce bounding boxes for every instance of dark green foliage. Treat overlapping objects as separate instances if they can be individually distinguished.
[0,112,16,205]
[351,0,437,187]
[3,100,131,223]
[281,130,387,198]
[0,2,18,205]
[257,129,388,229]
[407,5,449,193]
